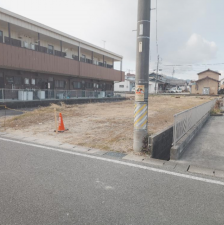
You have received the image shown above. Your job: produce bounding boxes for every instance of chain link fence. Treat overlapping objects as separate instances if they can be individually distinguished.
[0,89,126,102]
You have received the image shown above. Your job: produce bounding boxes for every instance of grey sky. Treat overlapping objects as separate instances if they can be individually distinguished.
[1,0,223,80]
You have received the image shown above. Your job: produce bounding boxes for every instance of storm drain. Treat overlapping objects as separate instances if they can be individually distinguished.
[104,152,127,159]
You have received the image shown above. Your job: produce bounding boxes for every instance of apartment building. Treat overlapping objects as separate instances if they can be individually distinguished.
[0,7,124,99]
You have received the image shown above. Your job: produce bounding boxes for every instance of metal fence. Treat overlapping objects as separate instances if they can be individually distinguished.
[173,99,217,146]
[0,89,126,102]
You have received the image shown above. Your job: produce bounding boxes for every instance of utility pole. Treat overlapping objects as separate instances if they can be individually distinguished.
[133,0,151,152]
[172,67,175,79]
[155,55,159,94]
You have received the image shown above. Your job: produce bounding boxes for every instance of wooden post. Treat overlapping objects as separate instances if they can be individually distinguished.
[54,108,58,133]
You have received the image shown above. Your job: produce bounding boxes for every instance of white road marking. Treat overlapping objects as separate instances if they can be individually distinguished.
[1,137,224,186]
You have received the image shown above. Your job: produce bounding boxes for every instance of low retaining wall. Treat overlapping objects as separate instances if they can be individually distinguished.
[0,97,126,109]
[149,125,173,160]
[170,113,210,160]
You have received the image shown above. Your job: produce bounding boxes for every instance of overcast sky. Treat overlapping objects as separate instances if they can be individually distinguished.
[1,0,224,80]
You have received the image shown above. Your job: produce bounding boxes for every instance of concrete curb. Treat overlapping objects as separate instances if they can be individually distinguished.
[0,131,224,180]
[170,113,210,160]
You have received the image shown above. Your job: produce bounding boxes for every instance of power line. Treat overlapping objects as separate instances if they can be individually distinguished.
[162,63,224,67]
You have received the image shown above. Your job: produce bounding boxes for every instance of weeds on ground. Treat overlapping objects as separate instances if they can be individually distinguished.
[210,100,222,115]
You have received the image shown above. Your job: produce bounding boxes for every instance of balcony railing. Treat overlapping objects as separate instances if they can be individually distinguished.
[0,42,124,82]
[0,89,126,102]
[2,37,114,69]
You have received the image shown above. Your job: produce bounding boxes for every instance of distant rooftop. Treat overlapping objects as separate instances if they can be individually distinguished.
[198,69,221,76]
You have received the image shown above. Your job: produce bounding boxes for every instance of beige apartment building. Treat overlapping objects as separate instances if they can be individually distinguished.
[191,69,220,95]
[0,7,124,100]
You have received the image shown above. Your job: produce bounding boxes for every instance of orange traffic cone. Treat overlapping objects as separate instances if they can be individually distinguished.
[57,113,68,132]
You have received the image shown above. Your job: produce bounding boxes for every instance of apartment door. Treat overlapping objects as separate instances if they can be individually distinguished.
[203,87,210,95]
[0,31,3,43]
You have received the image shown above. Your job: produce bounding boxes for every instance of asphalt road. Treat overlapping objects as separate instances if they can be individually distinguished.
[0,138,224,225]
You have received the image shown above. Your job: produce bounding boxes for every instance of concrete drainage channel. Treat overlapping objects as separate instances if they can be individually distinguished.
[0,131,224,180]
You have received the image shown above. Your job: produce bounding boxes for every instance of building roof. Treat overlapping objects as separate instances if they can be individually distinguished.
[196,76,220,83]
[0,7,122,60]
[149,78,166,84]
[197,69,221,76]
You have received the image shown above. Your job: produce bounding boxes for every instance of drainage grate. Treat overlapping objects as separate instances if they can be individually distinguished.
[104,152,127,159]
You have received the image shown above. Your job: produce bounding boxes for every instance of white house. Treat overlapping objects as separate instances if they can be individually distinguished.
[114,79,135,92]
[114,73,135,92]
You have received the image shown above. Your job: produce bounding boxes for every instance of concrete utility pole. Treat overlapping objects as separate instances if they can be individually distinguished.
[133,0,151,152]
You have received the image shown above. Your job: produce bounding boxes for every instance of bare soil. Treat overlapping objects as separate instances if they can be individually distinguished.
[0,96,215,153]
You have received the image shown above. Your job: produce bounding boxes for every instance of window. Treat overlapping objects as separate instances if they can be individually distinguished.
[6,77,14,83]
[73,82,81,89]
[31,79,35,85]
[81,54,86,62]
[93,60,98,65]
[72,55,79,60]
[48,45,54,55]
[86,82,93,88]
[119,85,124,88]
[14,77,22,85]
[55,80,65,88]
[30,44,35,50]
[94,83,99,89]
[36,78,42,85]
[23,41,29,49]
[11,38,21,47]
[24,78,30,85]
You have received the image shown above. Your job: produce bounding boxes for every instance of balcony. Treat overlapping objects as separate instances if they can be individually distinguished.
[0,43,124,82]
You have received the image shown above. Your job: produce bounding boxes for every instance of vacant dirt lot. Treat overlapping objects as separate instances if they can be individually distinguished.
[0,96,215,153]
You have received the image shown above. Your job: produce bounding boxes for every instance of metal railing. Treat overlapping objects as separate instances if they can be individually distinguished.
[0,89,126,102]
[173,99,217,146]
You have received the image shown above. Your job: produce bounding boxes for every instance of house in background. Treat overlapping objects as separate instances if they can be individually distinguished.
[114,72,189,93]
[191,69,220,95]
[114,73,135,92]
[148,73,168,93]
[148,73,187,93]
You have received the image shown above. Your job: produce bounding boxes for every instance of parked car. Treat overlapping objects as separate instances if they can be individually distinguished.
[167,87,182,93]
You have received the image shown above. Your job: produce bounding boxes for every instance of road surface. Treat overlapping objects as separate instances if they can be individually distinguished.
[180,117,224,170]
[0,138,224,225]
